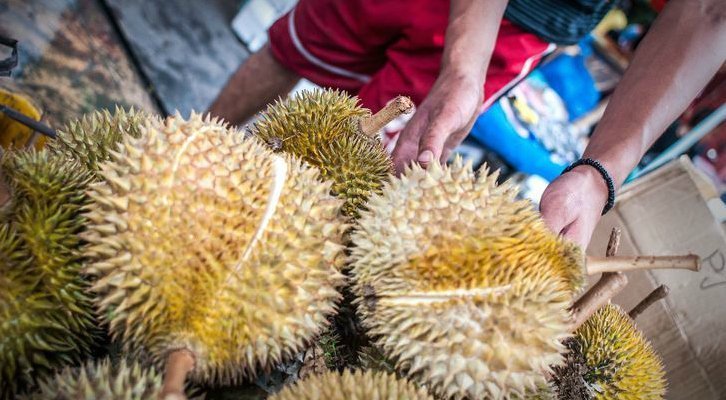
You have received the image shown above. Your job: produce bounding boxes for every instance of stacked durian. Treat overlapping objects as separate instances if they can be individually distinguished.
[250,89,412,218]
[81,112,349,396]
[0,107,149,398]
[0,150,97,398]
[350,159,581,399]
[20,358,162,400]
[270,369,433,400]
[350,158,694,399]
[548,303,666,400]
[2,91,682,400]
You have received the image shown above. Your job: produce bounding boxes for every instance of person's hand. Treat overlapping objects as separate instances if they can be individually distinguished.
[539,166,609,248]
[391,72,483,175]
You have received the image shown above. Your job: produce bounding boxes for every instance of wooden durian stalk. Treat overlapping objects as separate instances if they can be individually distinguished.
[159,350,196,400]
[571,228,628,330]
[629,284,669,319]
[358,96,414,137]
[585,254,700,274]
[570,226,691,329]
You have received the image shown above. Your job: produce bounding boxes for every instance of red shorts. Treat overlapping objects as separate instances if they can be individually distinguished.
[268,0,554,149]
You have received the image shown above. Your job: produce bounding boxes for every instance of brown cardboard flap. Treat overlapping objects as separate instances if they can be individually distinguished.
[588,156,726,400]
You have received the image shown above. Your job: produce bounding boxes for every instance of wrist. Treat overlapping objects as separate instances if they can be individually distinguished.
[562,159,615,215]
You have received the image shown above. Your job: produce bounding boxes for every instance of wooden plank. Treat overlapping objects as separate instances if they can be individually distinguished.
[0,0,157,128]
[103,0,250,115]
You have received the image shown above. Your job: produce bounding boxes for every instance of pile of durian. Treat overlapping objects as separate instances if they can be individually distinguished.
[0,89,697,400]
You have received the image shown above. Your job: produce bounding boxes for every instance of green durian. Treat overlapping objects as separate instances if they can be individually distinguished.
[49,107,150,173]
[0,150,97,398]
[20,358,162,400]
[550,304,666,400]
[250,89,411,218]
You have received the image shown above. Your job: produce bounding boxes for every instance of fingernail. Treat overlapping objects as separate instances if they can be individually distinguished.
[418,150,434,163]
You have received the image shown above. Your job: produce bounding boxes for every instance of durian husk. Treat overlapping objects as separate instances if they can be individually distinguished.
[269,369,434,400]
[350,158,585,399]
[249,89,393,218]
[19,358,162,400]
[0,150,98,398]
[568,304,666,399]
[49,107,150,174]
[83,113,348,386]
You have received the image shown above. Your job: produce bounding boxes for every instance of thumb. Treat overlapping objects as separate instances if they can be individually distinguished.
[417,118,452,167]
[560,219,591,249]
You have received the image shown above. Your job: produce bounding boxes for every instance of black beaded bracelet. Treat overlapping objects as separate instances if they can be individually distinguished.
[561,158,615,215]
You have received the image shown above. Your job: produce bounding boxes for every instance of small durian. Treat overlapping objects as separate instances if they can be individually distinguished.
[269,369,433,400]
[83,113,348,394]
[555,304,666,399]
[249,89,412,218]
[0,150,97,398]
[351,159,582,399]
[20,358,162,400]
[49,107,150,173]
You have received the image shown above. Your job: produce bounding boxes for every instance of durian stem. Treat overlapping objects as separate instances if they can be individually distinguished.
[570,271,629,330]
[570,228,627,330]
[159,349,195,400]
[586,254,700,274]
[629,284,670,320]
[358,96,414,137]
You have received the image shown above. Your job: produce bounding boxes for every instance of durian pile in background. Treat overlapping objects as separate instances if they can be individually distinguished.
[0,88,670,400]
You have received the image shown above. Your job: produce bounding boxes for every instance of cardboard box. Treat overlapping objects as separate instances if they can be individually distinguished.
[587,155,726,399]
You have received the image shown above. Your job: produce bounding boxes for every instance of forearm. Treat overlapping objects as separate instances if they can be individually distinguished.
[207,44,299,125]
[439,0,509,80]
[583,0,726,188]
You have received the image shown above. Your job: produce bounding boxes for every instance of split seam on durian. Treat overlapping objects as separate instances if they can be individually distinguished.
[240,156,288,264]
[378,285,513,305]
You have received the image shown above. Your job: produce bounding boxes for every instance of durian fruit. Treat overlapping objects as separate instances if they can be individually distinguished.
[49,107,150,173]
[0,150,97,398]
[350,159,693,399]
[20,358,162,400]
[552,304,666,399]
[351,159,582,399]
[269,369,434,400]
[249,89,412,218]
[83,113,348,395]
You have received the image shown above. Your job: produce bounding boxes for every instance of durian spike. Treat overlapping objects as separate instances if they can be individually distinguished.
[159,349,195,400]
[570,228,628,329]
[585,253,700,274]
[358,96,414,137]
[629,284,670,320]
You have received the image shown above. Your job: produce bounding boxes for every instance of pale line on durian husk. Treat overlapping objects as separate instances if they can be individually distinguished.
[377,284,512,305]
[239,156,288,264]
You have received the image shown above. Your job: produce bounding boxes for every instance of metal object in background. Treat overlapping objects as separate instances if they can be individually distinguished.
[0,104,56,139]
[0,35,18,77]
[0,35,57,143]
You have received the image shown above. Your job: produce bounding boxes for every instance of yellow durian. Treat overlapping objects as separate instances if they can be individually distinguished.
[552,304,666,400]
[269,369,433,400]
[250,89,411,218]
[350,158,584,399]
[83,113,348,390]
[20,358,162,400]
